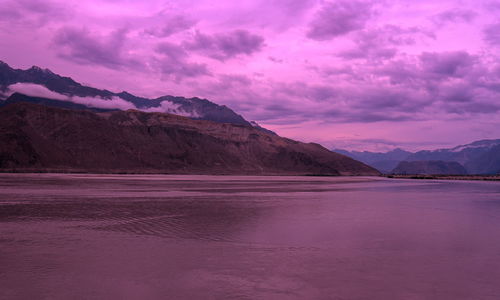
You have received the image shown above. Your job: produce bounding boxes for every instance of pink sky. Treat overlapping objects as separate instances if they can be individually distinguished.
[1,0,500,151]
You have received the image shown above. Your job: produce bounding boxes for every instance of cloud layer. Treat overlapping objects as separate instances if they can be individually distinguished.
[1,0,500,151]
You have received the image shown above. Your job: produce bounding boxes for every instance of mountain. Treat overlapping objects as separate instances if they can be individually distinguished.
[333,148,412,173]
[406,139,500,174]
[464,144,500,175]
[0,60,263,129]
[0,102,380,175]
[392,161,467,175]
[336,139,500,175]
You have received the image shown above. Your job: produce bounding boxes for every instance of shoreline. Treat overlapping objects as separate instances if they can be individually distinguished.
[385,174,500,181]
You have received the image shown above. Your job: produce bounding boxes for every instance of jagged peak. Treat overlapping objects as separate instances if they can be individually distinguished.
[28,65,55,75]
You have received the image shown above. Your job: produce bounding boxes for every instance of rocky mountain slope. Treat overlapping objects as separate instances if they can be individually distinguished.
[0,60,270,131]
[0,103,379,175]
[392,161,467,175]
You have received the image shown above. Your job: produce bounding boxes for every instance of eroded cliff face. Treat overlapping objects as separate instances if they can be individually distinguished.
[0,103,380,176]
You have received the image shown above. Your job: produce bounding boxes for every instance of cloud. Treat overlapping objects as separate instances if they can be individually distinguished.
[5,82,206,114]
[70,95,136,110]
[483,22,500,46]
[143,101,200,118]
[431,9,477,26]
[144,15,196,37]
[6,83,136,110]
[5,82,209,117]
[154,42,210,81]
[306,0,373,40]
[52,26,142,69]
[339,25,434,60]
[0,0,70,26]
[6,83,68,100]
[218,0,317,32]
[184,30,265,61]
[420,51,475,78]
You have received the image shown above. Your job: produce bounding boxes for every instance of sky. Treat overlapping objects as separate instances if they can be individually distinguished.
[1,0,500,151]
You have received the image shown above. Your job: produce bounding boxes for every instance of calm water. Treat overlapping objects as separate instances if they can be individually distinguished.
[1,174,500,299]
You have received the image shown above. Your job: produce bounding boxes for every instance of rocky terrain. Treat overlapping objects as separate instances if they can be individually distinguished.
[0,103,379,175]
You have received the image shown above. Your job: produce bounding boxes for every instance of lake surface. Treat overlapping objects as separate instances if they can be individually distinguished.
[1,174,500,299]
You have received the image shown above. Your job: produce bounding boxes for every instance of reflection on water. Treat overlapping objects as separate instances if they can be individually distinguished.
[1,174,500,299]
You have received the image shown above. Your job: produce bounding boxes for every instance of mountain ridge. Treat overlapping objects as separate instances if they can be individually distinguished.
[335,139,500,175]
[0,102,379,176]
[0,60,269,131]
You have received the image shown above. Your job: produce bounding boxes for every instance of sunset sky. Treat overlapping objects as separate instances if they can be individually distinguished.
[1,0,500,151]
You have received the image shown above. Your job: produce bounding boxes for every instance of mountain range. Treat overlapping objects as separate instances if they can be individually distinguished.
[0,102,379,175]
[0,60,274,132]
[0,60,380,175]
[335,139,500,175]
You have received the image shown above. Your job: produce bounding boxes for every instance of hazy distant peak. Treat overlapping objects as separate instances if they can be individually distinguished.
[450,139,500,152]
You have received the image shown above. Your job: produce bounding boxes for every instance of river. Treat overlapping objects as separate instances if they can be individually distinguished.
[1,174,500,299]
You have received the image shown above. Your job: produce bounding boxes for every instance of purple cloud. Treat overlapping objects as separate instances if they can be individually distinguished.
[0,0,69,26]
[154,42,210,81]
[432,9,477,26]
[184,30,265,61]
[144,15,195,37]
[339,25,433,60]
[420,51,475,78]
[53,27,141,69]
[483,22,500,46]
[306,0,373,40]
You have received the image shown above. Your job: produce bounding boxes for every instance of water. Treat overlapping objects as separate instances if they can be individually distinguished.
[1,174,500,299]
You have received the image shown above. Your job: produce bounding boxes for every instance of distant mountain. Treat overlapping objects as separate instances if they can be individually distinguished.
[464,144,500,175]
[0,102,380,176]
[336,140,500,175]
[406,139,500,174]
[392,161,467,175]
[0,60,269,131]
[333,148,412,173]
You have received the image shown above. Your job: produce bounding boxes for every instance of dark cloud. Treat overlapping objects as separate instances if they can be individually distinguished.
[483,22,500,46]
[144,15,195,38]
[432,9,477,26]
[221,0,317,32]
[154,42,210,81]
[420,51,475,78]
[184,30,265,61]
[276,82,337,102]
[306,0,373,40]
[268,56,284,63]
[339,25,433,60]
[0,0,70,26]
[218,74,253,86]
[156,42,188,60]
[53,27,141,69]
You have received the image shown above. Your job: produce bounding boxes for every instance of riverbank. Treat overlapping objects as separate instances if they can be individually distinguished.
[386,174,500,181]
